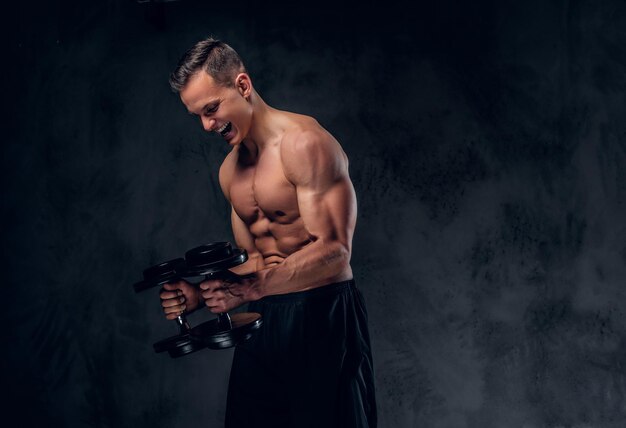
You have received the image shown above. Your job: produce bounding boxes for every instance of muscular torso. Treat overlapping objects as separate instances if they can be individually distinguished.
[229,138,311,267]
[221,112,345,275]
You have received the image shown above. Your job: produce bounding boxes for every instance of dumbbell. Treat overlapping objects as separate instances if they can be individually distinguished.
[134,242,263,357]
[182,242,263,350]
[133,257,205,358]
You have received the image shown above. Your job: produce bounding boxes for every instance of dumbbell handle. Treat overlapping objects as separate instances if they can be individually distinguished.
[171,286,230,332]
[166,269,237,334]
[216,313,232,331]
[175,313,192,333]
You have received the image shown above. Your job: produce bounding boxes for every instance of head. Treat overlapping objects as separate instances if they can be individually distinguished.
[169,38,246,92]
[170,37,254,145]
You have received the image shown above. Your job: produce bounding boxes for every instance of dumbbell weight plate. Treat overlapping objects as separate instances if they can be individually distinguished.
[192,312,263,349]
[153,332,206,358]
[182,242,247,276]
[134,258,186,293]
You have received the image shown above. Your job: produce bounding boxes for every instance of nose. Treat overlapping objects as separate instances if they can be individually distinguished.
[201,117,215,132]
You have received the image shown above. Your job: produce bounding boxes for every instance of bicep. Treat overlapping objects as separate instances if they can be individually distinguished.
[283,130,357,248]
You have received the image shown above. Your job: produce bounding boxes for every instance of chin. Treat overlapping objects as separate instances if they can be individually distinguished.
[230,134,247,146]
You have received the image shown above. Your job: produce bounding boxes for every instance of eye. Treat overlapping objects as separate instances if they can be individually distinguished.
[204,104,218,115]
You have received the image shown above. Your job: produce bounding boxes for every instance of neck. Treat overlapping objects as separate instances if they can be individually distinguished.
[240,90,281,153]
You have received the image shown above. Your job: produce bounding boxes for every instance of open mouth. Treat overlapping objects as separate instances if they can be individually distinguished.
[216,122,232,137]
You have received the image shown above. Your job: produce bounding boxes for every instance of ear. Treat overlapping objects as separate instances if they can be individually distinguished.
[235,73,252,98]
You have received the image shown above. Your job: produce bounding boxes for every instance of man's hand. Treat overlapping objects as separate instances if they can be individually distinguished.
[160,280,202,320]
[199,274,259,313]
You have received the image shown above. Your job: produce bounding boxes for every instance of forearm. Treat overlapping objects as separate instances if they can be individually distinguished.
[229,255,261,276]
[254,239,351,298]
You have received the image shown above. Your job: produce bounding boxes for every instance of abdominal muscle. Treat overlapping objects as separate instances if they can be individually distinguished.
[251,216,312,268]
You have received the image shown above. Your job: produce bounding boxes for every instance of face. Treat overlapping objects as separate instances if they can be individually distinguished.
[179,71,253,146]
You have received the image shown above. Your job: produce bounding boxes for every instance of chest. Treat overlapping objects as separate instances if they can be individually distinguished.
[229,148,298,224]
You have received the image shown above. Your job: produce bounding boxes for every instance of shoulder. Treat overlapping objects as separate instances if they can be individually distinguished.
[280,117,349,186]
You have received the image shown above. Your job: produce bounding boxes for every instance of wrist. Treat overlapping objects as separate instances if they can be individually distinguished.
[247,272,266,301]
[242,275,263,303]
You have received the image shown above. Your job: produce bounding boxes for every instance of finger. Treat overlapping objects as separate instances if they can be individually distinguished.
[203,295,221,306]
[199,282,214,291]
[199,280,223,290]
[204,297,224,308]
[208,304,225,314]
[165,310,186,320]
[160,290,182,300]
[201,290,226,300]
[163,304,186,314]
[161,296,186,308]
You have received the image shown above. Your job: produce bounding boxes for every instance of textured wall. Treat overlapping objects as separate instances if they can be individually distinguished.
[4,0,626,427]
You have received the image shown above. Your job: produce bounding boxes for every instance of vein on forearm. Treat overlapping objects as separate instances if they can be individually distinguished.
[258,238,350,296]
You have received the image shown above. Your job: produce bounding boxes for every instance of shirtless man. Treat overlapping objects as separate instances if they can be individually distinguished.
[159,38,376,428]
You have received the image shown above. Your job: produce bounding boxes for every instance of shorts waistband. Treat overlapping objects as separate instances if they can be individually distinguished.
[257,279,356,304]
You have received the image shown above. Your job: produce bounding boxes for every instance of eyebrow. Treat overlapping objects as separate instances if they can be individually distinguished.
[187,101,219,115]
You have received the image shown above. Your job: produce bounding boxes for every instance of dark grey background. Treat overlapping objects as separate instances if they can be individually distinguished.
[4,0,626,427]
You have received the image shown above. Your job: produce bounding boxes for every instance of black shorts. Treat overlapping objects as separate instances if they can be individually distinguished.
[225,279,377,428]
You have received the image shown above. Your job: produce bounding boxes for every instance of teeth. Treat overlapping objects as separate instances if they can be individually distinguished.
[216,122,229,134]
